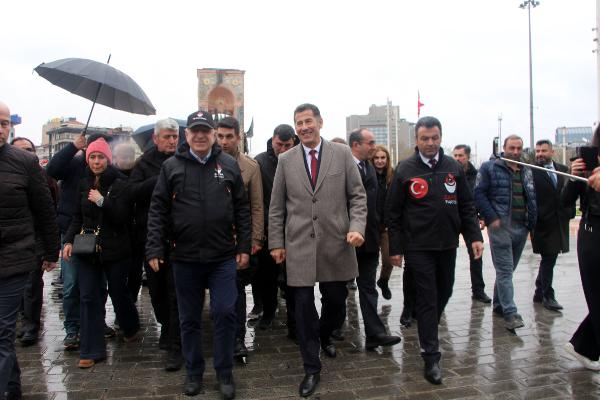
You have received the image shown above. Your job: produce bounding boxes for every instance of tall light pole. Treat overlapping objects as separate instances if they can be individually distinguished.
[596,0,600,121]
[520,0,539,150]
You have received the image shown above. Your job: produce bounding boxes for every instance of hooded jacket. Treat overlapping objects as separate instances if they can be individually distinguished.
[0,144,60,278]
[64,166,132,262]
[145,143,251,264]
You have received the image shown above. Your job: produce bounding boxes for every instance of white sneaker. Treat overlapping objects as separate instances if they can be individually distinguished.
[564,342,600,371]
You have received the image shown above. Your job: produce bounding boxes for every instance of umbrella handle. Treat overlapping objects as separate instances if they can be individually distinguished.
[82,54,111,136]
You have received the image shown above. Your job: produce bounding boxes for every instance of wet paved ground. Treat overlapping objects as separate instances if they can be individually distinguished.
[16,224,600,399]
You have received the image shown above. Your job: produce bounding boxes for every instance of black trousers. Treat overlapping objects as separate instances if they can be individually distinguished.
[466,243,486,295]
[356,252,386,338]
[535,253,558,299]
[144,261,181,350]
[292,282,348,374]
[127,242,145,304]
[21,259,44,335]
[402,267,416,313]
[571,218,600,360]
[255,248,281,319]
[405,249,457,363]
[235,256,258,340]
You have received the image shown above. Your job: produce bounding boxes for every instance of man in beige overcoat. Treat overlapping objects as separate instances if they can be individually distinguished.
[269,103,367,398]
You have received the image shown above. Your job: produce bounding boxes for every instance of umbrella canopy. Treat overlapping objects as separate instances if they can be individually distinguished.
[34,58,156,115]
[132,118,187,151]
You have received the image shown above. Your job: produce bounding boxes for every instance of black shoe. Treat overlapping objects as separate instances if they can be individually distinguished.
[19,331,38,347]
[492,306,504,317]
[183,375,202,396]
[165,349,183,372]
[158,325,169,350]
[16,330,24,339]
[504,313,525,330]
[321,342,336,358]
[533,293,543,303]
[104,324,116,338]
[330,329,344,341]
[234,338,248,358]
[472,292,492,304]
[299,373,320,397]
[63,333,79,350]
[247,304,263,320]
[400,309,412,327]
[365,334,401,350]
[346,280,357,290]
[4,386,22,400]
[258,315,274,330]
[543,297,563,311]
[377,278,392,300]
[424,361,442,385]
[218,374,235,400]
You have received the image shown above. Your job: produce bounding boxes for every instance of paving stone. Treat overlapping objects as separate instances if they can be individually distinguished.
[13,229,600,398]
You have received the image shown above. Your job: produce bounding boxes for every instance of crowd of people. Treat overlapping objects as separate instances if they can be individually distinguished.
[1,99,600,399]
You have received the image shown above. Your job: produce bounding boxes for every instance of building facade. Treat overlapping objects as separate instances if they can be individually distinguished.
[555,126,593,146]
[346,101,414,165]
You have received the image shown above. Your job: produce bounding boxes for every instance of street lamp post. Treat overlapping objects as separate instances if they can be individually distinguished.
[520,0,539,150]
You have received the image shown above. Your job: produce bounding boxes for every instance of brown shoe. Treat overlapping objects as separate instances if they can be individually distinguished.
[78,359,95,369]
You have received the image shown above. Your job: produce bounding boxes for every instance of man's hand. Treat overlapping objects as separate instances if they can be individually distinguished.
[589,166,600,191]
[270,248,286,264]
[42,261,58,272]
[63,243,72,261]
[346,231,364,247]
[88,189,103,204]
[571,158,587,176]
[74,133,86,150]
[236,253,249,270]
[251,244,262,255]
[479,219,486,230]
[148,258,163,272]
[390,255,403,267]
[471,241,484,259]
[489,219,501,230]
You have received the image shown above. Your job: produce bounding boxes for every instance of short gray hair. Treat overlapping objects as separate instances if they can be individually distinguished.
[154,118,179,135]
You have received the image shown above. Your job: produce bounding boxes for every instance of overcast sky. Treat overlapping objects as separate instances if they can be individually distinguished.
[4,0,598,164]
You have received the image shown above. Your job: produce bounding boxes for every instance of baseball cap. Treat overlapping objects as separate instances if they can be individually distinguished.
[187,110,214,130]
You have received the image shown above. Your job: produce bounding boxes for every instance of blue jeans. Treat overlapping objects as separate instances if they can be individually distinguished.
[76,256,140,360]
[489,221,528,317]
[0,273,28,395]
[61,235,80,335]
[172,258,237,380]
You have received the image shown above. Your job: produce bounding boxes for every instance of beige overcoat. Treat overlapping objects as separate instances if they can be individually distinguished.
[268,140,367,286]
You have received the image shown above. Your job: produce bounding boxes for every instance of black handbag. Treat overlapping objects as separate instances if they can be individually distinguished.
[71,184,112,255]
[71,228,100,255]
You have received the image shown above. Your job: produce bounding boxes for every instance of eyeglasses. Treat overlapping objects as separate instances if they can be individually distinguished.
[0,120,10,128]
[362,140,376,146]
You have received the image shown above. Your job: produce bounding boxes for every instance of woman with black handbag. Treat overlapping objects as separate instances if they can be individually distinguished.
[561,126,600,371]
[63,138,140,368]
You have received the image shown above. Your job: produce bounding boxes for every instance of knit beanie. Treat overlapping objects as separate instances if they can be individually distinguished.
[86,138,112,165]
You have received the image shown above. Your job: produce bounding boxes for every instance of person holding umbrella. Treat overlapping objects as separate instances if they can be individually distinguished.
[62,138,140,368]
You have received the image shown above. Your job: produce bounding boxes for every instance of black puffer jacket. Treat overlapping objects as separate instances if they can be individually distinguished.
[465,161,478,192]
[46,143,87,234]
[386,148,482,255]
[0,144,60,278]
[146,143,251,263]
[64,166,132,262]
[129,147,173,244]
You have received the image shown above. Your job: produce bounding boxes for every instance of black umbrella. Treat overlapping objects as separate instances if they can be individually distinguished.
[132,119,187,151]
[34,56,156,134]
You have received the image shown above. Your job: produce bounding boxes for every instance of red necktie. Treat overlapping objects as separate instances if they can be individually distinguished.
[309,149,318,186]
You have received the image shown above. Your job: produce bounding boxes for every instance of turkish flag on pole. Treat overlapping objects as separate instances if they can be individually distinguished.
[417,91,425,118]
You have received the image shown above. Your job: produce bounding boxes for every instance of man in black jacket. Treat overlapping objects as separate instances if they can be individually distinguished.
[387,116,483,385]
[349,128,401,350]
[0,101,60,400]
[254,124,298,339]
[452,144,491,303]
[531,140,574,311]
[146,110,251,399]
[129,118,181,370]
[46,131,114,349]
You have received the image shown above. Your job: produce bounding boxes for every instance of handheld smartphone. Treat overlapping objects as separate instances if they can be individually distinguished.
[493,137,499,158]
[576,146,599,170]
